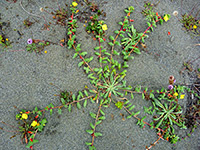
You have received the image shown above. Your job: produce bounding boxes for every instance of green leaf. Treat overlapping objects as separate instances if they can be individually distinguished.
[109,36,114,40]
[108,42,114,46]
[114,41,121,46]
[118,22,123,25]
[84,100,87,107]
[78,61,84,67]
[147,22,151,27]
[95,52,100,56]
[86,129,93,134]
[131,93,134,99]
[73,53,78,59]
[80,52,87,56]
[26,141,33,148]
[89,146,96,150]
[98,116,105,120]
[100,109,105,115]
[94,132,102,137]
[129,105,135,111]
[94,46,100,50]
[134,111,140,116]
[79,91,84,98]
[96,120,102,125]
[90,123,95,129]
[35,107,38,112]
[77,102,81,109]
[58,108,62,114]
[113,50,119,55]
[33,139,39,144]
[127,115,132,119]
[61,98,65,105]
[50,109,53,115]
[133,48,141,54]
[155,117,164,128]
[68,104,72,112]
[90,112,96,119]
[142,93,145,99]
[115,30,120,34]
[85,142,92,146]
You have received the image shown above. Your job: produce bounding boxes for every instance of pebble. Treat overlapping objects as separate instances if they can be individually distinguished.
[170,36,175,42]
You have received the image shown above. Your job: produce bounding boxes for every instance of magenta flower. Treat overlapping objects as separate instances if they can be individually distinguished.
[27,39,33,44]
[168,85,173,90]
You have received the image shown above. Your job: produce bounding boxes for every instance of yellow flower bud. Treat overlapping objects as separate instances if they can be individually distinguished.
[102,24,108,31]
[21,113,28,119]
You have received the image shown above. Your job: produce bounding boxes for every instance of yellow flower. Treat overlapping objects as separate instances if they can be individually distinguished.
[31,121,38,127]
[193,25,197,29]
[173,92,178,97]
[163,15,169,22]
[102,24,108,31]
[72,2,78,7]
[44,51,47,54]
[180,95,185,99]
[6,38,8,41]
[21,113,28,119]
[43,124,45,126]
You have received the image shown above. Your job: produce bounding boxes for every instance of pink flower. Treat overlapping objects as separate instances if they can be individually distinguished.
[27,39,33,44]
[168,85,173,90]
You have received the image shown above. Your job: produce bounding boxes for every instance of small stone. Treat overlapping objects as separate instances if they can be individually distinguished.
[170,36,174,42]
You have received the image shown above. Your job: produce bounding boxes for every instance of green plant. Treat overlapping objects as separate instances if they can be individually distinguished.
[180,13,200,36]
[0,35,11,50]
[2,1,198,150]
[14,107,47,148]
[26,41,50,53]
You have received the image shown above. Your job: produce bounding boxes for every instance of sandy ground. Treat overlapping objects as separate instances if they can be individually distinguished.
[0,0,199,150]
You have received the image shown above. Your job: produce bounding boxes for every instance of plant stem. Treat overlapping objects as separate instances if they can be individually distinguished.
[98,33,102,68]
[123,106,164,132]
[68,13,95,73]
[36,96,93,113]
[110,14,129,63]
[146,127,168,150]
[128,18,162,56]
[91,104,102,146]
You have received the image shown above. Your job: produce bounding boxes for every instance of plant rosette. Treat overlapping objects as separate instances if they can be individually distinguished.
[26,39,50,53]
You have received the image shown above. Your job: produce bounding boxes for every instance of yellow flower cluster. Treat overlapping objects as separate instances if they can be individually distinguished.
[173,92,185,99]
